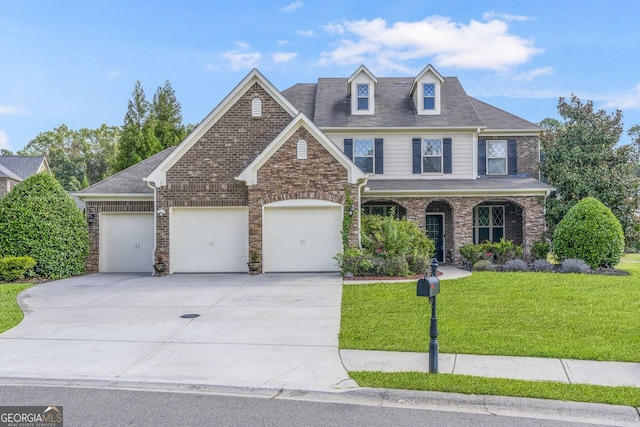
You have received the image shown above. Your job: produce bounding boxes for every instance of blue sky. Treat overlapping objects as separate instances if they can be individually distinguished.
[2,0,639,152]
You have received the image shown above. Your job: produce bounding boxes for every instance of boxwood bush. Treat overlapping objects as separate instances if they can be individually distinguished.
[553,197,624,269]
[0,173,88,279]
[0,256,36,281]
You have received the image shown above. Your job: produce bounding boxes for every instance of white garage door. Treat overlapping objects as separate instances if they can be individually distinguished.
[100,213,154,273]
[263,203,342,272]
[171,207,248,273]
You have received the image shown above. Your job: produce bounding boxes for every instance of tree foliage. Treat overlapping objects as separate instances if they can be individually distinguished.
[552,197,624,269]
[540,95,640,244]
[18,124,119,190]
[0,173,88,278]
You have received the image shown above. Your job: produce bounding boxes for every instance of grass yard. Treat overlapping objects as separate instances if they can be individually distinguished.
[0,283,34,334]
[340,257,640,362]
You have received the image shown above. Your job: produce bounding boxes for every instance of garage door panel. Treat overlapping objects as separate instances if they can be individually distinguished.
[100,213,154,273]
[171,208,248,273]
[264,206,341,272]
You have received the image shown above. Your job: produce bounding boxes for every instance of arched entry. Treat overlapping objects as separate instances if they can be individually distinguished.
[471,201,524,245]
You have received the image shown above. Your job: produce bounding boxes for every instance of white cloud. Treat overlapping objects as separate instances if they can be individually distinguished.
[234,41,251,50]
[323,22,344,34]
[602,84,640,110]
[320,17,543,72]
[277,40,290,45]
[296,29,315,37]
[483,11,531,22]
[283,1,303,13]
[0,130,11,151]
[273,51,298,63]
[514,66,553,82]
[222,50,262,70]
[0,105,26,115]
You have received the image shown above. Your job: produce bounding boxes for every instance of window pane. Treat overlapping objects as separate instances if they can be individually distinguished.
[357,84,369,96]
[492,207,504,226]
[477,207,490,226]
[423,139,442,156]
[354,140,373,156]
[478,227,490,243]
[355,157,373,173]
[487,140,507,157]
[423,83,435,96]
[423,97,435,110]
[492,228,504,242]
[423,157,441,173]
[487,158,506,175]
[371,206,385,216]
[357,97,369,110]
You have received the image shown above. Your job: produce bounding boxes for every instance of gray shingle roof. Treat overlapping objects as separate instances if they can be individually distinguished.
[469,97,540,130]
[366,177,553,193]
[282,76,539,131]
[0,156,47,180]
[80,147,175,194]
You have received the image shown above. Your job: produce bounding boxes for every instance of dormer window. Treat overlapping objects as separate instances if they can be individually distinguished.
[423,83,435,110]
[357,84,370,111]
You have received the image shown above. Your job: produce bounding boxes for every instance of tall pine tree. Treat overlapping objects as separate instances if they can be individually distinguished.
[152,80,186,149]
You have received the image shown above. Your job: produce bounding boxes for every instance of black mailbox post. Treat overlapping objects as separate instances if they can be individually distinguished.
[416,259,440,373]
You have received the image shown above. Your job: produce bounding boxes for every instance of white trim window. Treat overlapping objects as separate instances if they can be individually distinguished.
[422,138,443,173]
[487,140,507,175]
[473,206,505,243]
[354,139,374,173]
[423,83,435,110]
[357,83,370,111]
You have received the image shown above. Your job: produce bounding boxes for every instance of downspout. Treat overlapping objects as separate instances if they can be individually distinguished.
[357,178,367,249]
[146,180,157,276]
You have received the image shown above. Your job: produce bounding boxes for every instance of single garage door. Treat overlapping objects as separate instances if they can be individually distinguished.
[100,213,154,273]
[171,207,248,273]
[263,203,342,272]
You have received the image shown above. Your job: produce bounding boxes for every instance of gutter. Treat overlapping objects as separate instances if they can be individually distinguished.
[146,181,158,277]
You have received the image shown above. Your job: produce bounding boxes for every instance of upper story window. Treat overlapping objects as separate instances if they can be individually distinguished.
[422,138,443,173]
[487,140,507,175]
[423,83,435,110]
[357,84,370,111]
[354,139,374,173]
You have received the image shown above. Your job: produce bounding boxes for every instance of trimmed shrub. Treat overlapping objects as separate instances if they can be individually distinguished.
[0,256,36,281]
[460,239,523,265]
[379,257,410,277]
[553,197,625,269]
[531,241,550,260]
[473,260,496,271]
[361,214,435,260]
[460,243,485,264]
[504,259,528,272]
[334,248,374,276]
[560,258,590,274]
[532,259,556,272]
[406,255,429,275]
[0,173,88,279]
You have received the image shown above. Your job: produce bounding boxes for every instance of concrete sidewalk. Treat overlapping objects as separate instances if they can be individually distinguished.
[340,350,640,388]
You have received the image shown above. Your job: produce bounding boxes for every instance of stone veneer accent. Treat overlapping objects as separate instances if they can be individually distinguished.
[247,126,360,273]
[362,194,545,265]
[153,82,294,270]
[84,200,154,273]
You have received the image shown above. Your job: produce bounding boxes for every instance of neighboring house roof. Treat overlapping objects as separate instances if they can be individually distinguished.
[236,112,366,186]
[366,177,554,196]
[79,147,175,197]
[0,156,49,180]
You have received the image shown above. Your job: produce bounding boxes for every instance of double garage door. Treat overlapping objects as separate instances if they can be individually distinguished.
[170,204,341,273]
[99,204,341,273]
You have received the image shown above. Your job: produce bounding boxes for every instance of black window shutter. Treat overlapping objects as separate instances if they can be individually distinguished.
[443,138,452,174]
[478,139,486,176]
[508,139,517,175]
[412,138,421,174]
[344,139,353,160]
[374,138,383,174]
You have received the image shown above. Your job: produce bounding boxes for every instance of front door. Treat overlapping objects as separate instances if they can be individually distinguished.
[426,214,445,263]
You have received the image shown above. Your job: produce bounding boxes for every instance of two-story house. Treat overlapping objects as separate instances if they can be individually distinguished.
[0,156,50,197]
[79,65,553,274]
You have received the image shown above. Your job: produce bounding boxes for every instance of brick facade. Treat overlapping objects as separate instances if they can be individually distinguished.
[84,200,154,273]
[153,82,293,269]
[482,135,539,178]
[247,126,359,273]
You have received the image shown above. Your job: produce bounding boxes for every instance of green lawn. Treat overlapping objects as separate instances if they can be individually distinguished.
[0,283,34,334]
[340,257,640,362]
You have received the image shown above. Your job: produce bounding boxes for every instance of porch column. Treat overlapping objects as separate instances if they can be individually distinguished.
[451,198,475,265]
[521,196,546,261]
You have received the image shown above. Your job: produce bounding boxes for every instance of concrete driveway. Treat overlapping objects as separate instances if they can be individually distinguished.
[0,273,356,391]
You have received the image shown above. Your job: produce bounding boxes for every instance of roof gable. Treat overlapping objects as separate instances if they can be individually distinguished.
[236,112,366,186]
[410,64,444,96]
[146,69,299,187]
[0,156,49,180]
